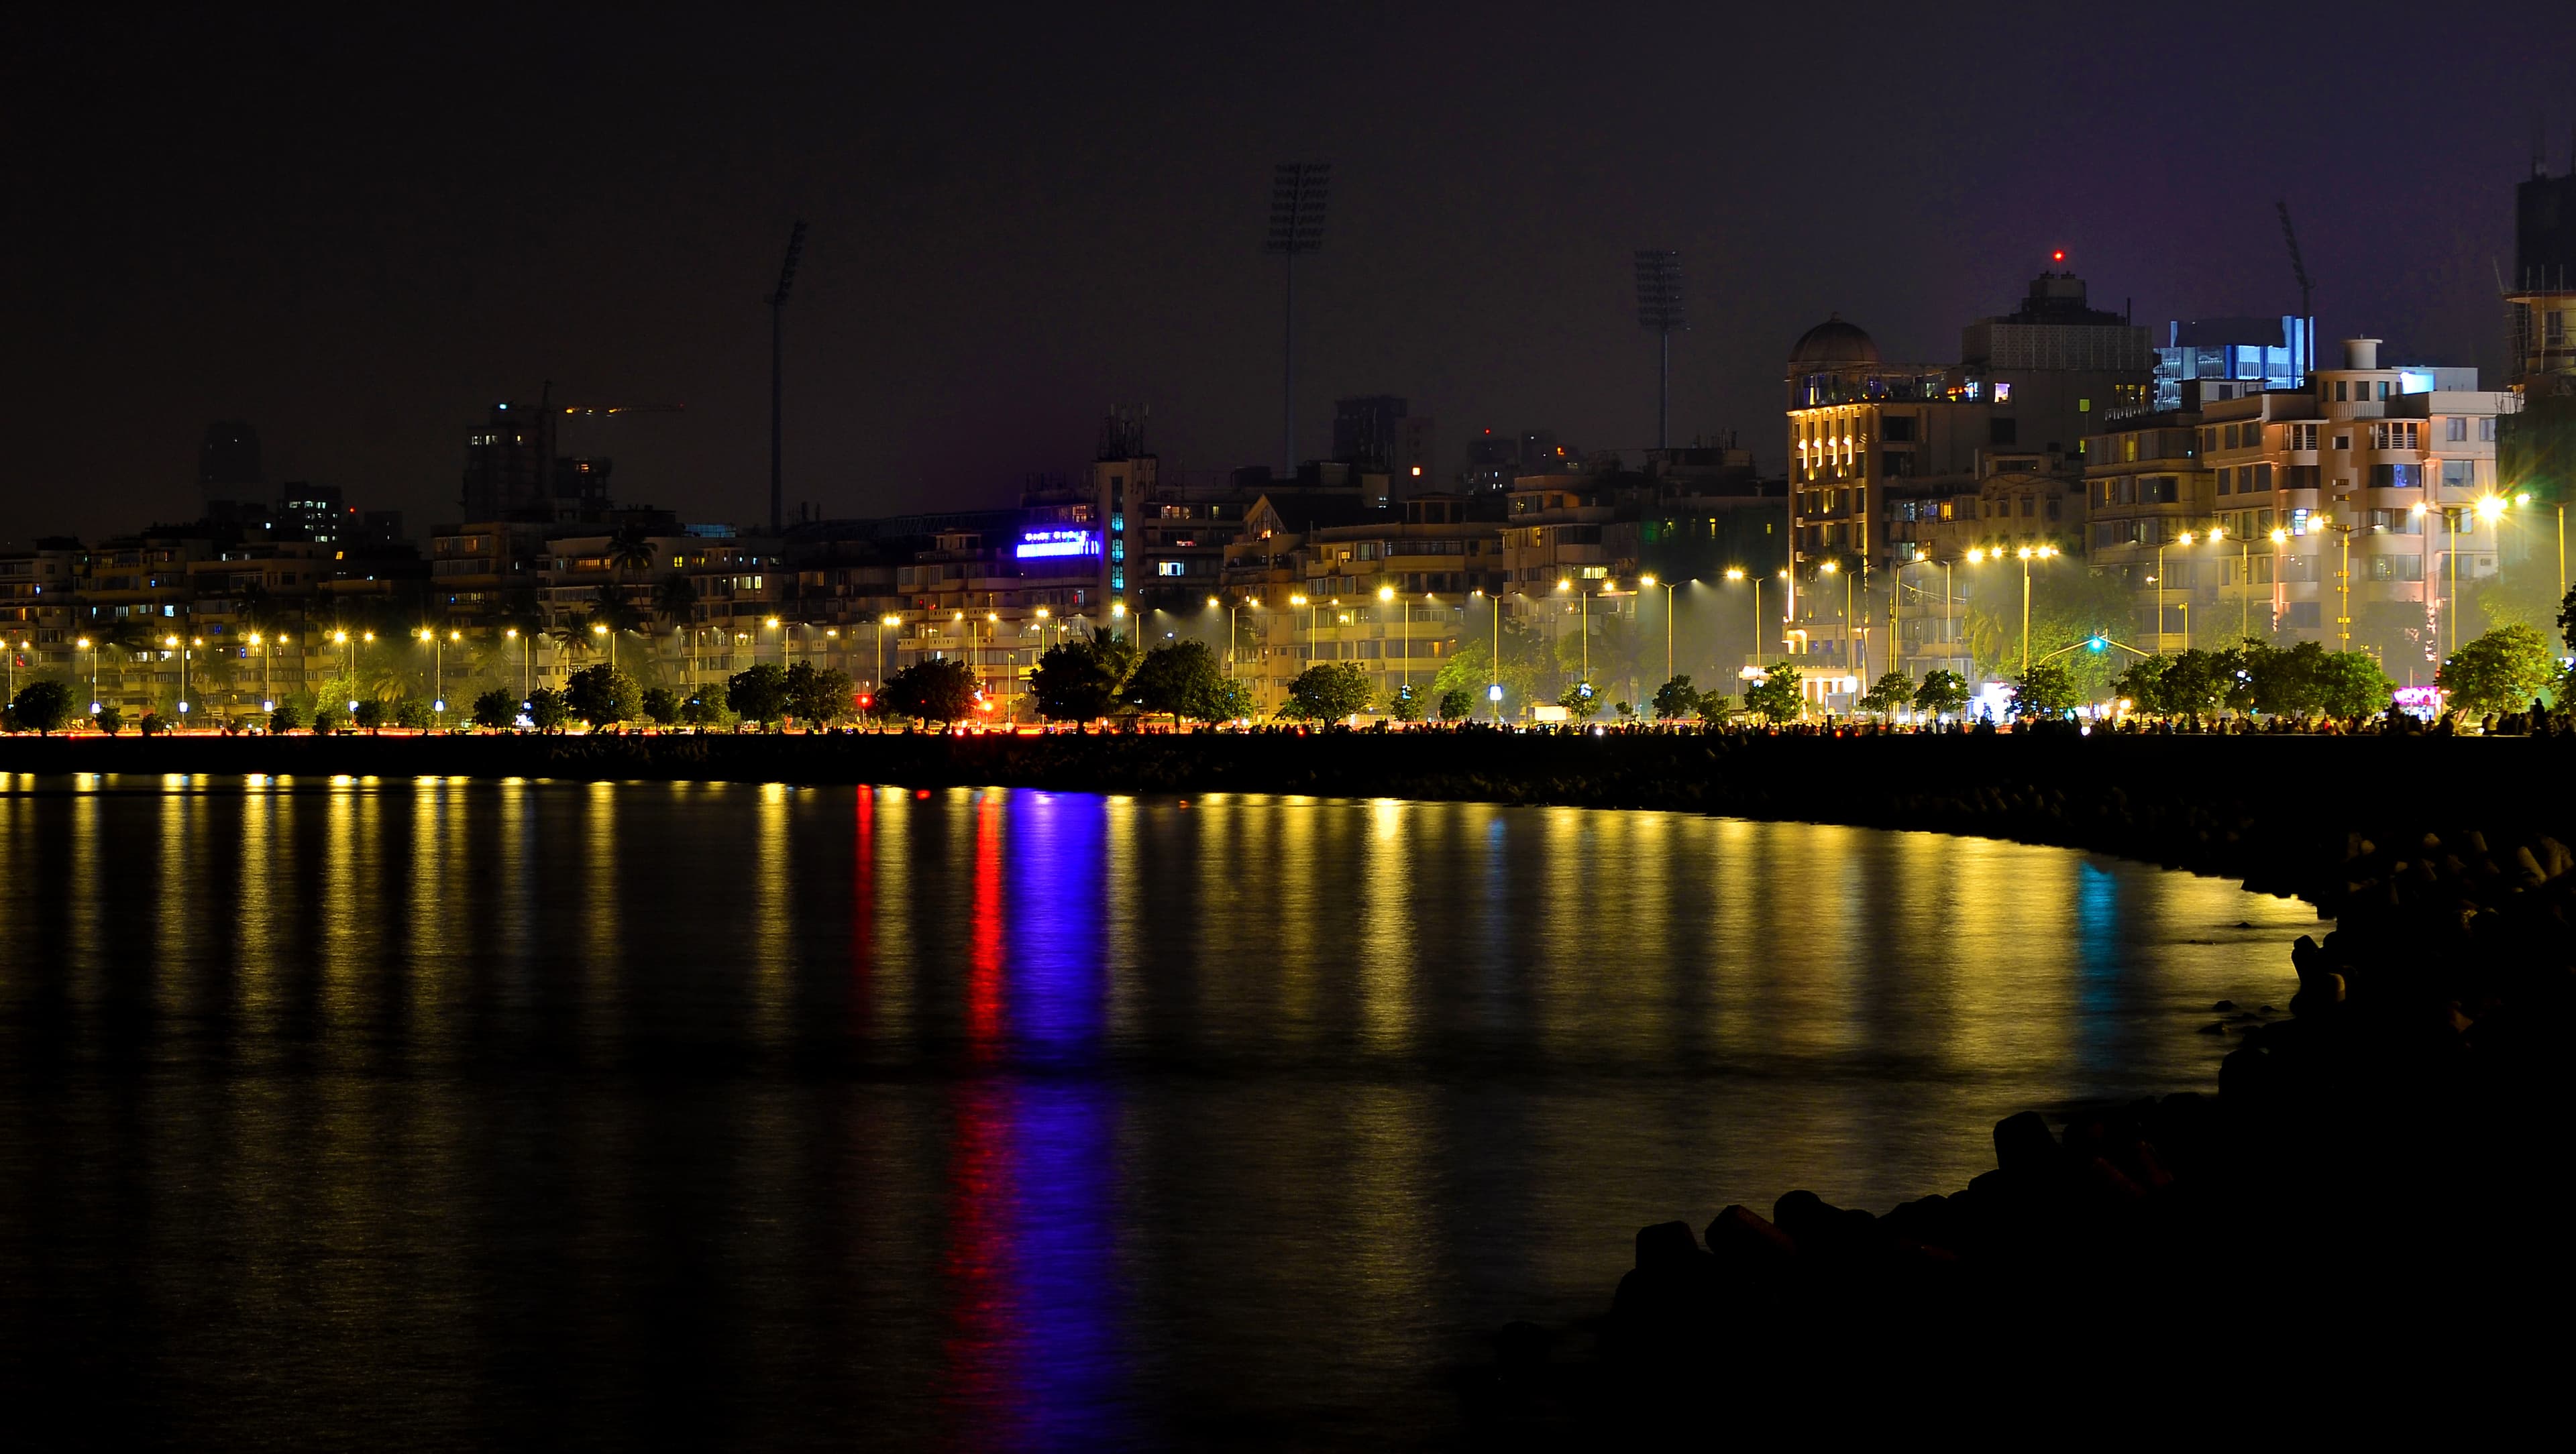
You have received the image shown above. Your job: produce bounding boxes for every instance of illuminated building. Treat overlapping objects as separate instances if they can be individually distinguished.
[2196,338,2514,663]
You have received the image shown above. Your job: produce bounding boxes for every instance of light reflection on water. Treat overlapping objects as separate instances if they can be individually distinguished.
[0,775,2314,1449]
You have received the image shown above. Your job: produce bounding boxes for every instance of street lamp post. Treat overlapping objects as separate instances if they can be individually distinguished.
[2311,514,2357,652]
[1819,559,1850,697]
[76,636,95,714]
[164,634,188,724]
[1640,573,1676,685]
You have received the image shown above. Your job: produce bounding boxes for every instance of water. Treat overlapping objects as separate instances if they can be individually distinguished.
[0,774,2313,1449]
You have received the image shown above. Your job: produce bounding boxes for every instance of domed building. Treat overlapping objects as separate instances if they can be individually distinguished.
[1788,314,1880,369]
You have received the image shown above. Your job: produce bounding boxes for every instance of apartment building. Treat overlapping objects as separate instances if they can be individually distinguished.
[2198,339,2514,667]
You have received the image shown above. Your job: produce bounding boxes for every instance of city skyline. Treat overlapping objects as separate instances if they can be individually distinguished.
[4,8,2571,545]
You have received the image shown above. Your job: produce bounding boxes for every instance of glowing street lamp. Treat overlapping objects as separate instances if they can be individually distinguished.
[1640,573,1676,685]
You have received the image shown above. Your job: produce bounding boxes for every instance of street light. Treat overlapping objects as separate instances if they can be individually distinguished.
[2310,514,2359,652]
[1819,559,1853,687]
[1972,545,2056,678]
[76,636,95,714]
[2153,529,2200,655]
[877,612,901,688]
[1641,573,1676,685]
[163,634,182,722]
[506,626,530,696]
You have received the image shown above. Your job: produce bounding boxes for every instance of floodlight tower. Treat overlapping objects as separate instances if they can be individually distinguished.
[1265,163,1330,474]
[768,218,808,535]
[1635,250,1686,450]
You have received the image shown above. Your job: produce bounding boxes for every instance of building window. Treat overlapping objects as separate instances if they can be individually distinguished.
[2480,418,2497,442]
[2447,416,2467,442]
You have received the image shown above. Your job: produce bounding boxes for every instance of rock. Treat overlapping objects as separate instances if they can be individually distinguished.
[1704,1204,1798,1266]
[2214,999,2237,1011]
[1633,1220,1700,1272]
[1993,1111,2059,1174]
[2197,1021,2229,1035]
[1494,1321,1552,1369]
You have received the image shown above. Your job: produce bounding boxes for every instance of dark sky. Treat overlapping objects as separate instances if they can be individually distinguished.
[5,5,2572,545]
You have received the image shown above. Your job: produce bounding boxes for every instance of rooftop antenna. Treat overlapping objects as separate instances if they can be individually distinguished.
[768,219,808,535]
[1634,249,1686,450]
[2275,200,2314,376]
[1264,163,1330,474]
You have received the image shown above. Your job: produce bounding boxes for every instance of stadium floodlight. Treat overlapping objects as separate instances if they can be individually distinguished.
[1264,163,1331,473]
[1635,249,1686,450]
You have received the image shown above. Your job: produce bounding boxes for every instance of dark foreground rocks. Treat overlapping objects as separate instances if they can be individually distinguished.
[1466,825,2576,1438]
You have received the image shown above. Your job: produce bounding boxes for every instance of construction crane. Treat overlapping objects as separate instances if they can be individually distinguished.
[768,219,808,535]
[2276,200,2314,375]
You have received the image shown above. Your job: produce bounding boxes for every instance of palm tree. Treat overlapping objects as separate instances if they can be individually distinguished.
[607,528,657,579]
[588,583,645,636]
[653,573,698,630]
[547,618,594,671]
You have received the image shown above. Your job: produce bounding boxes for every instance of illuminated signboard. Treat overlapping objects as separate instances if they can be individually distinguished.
[1016,528,1102,561]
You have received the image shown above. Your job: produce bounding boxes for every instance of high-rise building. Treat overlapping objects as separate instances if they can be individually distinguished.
[461,402,620,523]
[1955,266,2157,457]
[2502,158,2576,525]
[199,421,262,514]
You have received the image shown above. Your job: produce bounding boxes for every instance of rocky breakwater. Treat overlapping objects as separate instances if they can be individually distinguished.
[1479,820,2576,1430]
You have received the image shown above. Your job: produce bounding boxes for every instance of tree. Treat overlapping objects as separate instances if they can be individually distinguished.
[726,663,790,728]
[472,688,517,730]
[526,687,573,734]
[2241,640,2328,716]
[782,662,854,726]
[10,679,74,734]
[139,711,167,737]
[680,693,726,728]
[91,704,123,735]
[1029,635,1140,721]
[1964,566,2132,703]
[1283,662,1372,722]
[393,699,435,730]
[1913,669,1971,718]
[1556,681,1603,721]
[1387,683,1424,722]
[640,686,682,727]
[2010,662,2078,717]
[1695,689,1734,724]
[2437,623,2558,716]
[1126,640,1224,722]
[1741,663,1803,722]
[1432,624,1543,719]
[1200,677,1258,723]
[352,699,389,732]
[566,665,640,729]
[268,700,305,734]
[607,528,658,579]
[1437,685,1474,721]
[653,574,699,632]
[2314,650,2394,719]
[2559,581,2576,655]
[1650,674,1699,721]
[587,583,645,636]
[1857,670,1914,717]
[881,658,977,726]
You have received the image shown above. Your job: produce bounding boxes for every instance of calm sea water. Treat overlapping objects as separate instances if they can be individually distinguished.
[0,775,2312,1449]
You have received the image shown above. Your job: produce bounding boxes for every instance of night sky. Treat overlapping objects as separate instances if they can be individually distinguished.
[5,6,2571,544]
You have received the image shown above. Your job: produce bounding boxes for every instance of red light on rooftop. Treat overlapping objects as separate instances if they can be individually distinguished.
[2051,249,2065,262]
